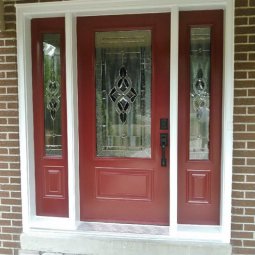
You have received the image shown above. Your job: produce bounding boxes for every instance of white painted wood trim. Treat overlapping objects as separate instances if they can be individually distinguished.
[16,0,227,19]
[169,6,179,233]
[16,10,36,232]
[220,0,234,243]
[65,12,80,229]
[16,0,234,244]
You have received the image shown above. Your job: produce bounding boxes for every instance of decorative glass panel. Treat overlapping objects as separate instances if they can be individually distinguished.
[43,34,62,156]
[189,27,211,160]
[95,30,151,158]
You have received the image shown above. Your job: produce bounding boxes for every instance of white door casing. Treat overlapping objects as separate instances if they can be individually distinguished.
[16,0,234,244]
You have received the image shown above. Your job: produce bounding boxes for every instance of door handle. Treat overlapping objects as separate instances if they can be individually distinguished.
[160,133,168,167]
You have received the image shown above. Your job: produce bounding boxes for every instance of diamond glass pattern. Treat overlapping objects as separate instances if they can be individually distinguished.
[109,66,137,124]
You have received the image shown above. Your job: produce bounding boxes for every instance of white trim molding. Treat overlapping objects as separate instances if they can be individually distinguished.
[16,0,234,249]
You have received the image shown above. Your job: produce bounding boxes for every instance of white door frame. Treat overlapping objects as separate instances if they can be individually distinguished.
[16,0,234,243]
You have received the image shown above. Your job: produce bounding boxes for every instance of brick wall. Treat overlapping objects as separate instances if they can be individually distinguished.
[232,0,255,254]
[0,1,21,254]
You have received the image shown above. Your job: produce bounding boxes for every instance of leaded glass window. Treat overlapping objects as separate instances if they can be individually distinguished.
[95,30,152,158]
[189,27,211,160]
[43,34,62,156]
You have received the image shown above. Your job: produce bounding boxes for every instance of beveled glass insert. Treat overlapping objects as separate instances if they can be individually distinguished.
[95,30,151,158]
[189,27,211,160]
[43,34,62,156]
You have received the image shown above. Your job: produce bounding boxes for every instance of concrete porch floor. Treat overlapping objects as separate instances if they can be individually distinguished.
[20,231,232,255]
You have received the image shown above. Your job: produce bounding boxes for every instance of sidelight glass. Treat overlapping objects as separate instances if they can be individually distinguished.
[189,27,211,160]
[95,30,152,158]
[43,34,62,156]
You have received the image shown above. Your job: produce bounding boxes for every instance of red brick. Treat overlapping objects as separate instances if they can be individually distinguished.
[231,223,244,231]
[10,192,21,198]
[8,133,19,139]
[246,191,255,198]
[1,184,21,191]
[12,234,21,241]
[232,199,255,207]
[9,163,20,170]
[232,247,255,254]
[236,8,255,16]
[235,44,255,52]
[233,182,255,190]
[0,234,12,241]
[4,39,16,47]
[235,35,248,43]
[0,155,19,163]
[0,220,11,226]
[235,97,255,106]
[233,142,246,149]
[232,216,255,223]
[2,213,22,220]
[0,248,12,255]
[7,118,19,125]
[250,0,255,6]
[1,199,21,206]
[235,71,247,79]
[12,206,21,213]
[7,87,18,94]
[233,158,246,165]
[234,123,246,131]
[250,17,255,24]
[235,89,247,96]
[244,224,255,231]
[247,142,255,148]
[233,150,255,157]
[234,107,246,115]
[243,240,255,247]
[235,52,248,60]
[231,239,242,246]
[235,0,248,7]
[0,206,11,212]
[247,89,255,96]
[2,241,20,249]
[232,191,245,198]
[248,107,255,114]
[1,227,22,234]
[235,80,255,88]
[232,231,254,239]
[248,71,255,78]
[234,115,255,123]
[12,220,22,228]
[234,133,255,140]
[235,17,248,25]
[232,208,244,215]
[0,170,20,177]
[5,56,16,62]
[233,175,245,182]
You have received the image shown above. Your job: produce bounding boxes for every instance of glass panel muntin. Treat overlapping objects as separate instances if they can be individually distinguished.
[95,30,152,158]
[189,27,211,160]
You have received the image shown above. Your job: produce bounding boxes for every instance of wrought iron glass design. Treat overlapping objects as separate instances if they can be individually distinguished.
[95,30,151,158]
[189,27,211,160]
[43,34,62,156]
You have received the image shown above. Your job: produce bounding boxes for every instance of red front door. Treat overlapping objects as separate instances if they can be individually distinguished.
[77,13,170,225]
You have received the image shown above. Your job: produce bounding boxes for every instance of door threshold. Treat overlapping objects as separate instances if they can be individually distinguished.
[77,221,169,236]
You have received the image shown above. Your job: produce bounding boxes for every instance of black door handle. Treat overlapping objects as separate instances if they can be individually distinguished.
[160,134,168,167]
